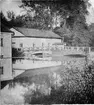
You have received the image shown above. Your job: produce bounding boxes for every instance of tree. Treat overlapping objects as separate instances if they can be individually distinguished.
[1,0,92,46]
[20,3,63,29]
[72,23,91,46]
[19,0,92,46]
[89,23,94,46]
[0,11,23,28]
[20,0,89,29]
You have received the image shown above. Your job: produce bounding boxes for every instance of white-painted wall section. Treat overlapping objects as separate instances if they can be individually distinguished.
[12,38,61,48]
[0,32,13,81]
[11,28,62,49]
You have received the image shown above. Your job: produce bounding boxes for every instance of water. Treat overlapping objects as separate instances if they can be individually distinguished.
[1,54,86,104]
[13,59,61,70]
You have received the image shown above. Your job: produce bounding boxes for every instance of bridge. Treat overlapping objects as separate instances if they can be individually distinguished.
[18,45,94,58]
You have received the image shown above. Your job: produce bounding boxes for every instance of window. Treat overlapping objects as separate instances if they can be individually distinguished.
[12,42,15,44]
[1,38,3,47]
[0,55,3,59]
[0,67,3,75]
[20,43,23,48]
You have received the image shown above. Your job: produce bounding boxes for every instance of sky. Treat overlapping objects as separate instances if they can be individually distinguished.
[86,0,94,25]
[0,0,94,25]
[0,0,25,16]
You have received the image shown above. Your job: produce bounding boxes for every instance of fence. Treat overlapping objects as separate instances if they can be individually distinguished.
[18,46,94,54]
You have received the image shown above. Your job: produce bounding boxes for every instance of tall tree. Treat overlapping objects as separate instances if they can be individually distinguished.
[21,0,89,29]
[0,11,23,28]
[1,0,92,46]
[20,0,92,46]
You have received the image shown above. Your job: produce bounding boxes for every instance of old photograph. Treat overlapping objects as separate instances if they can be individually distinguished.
[0,0,94,104]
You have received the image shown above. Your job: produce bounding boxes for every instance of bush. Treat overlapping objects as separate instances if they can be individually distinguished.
[23,63,94,104]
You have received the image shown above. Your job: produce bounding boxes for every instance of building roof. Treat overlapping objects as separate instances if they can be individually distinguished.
[53,42,66,45]
[1,24,13,33]
[14,27,61,39]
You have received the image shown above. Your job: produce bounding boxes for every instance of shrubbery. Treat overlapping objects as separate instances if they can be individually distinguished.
[23,62,94,104]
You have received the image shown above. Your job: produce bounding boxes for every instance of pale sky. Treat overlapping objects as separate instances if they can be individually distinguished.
[86,0,94,24]
[0,0,94,25]
[0,0,25,16]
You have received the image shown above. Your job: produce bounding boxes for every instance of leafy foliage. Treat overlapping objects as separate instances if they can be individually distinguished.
[23,63,94,104]
[89,23,94,46]
[1,0,93,46]
[21,0,89,28]
[20,0,92,46]
[0,11,23,28]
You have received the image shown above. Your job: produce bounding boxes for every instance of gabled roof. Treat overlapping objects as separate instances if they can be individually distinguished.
[13,27,61,39]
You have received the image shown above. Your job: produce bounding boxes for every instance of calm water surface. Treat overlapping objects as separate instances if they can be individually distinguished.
[1,55,86,104]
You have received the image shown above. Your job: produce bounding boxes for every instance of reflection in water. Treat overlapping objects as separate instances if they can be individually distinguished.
[13,59,61,70]
[1,56,88,104]
[0,83,27,104]
[1,72,62,104]
[13,55,85,70]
